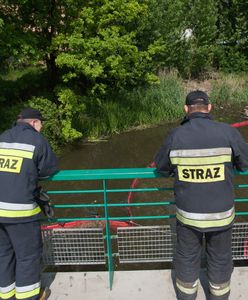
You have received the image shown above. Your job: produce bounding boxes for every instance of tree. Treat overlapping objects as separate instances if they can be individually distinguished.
[54,0,161,98]
[0,0,163,146]
[0,0,81,88]
[155,0,218,77]
[215,0,248,71]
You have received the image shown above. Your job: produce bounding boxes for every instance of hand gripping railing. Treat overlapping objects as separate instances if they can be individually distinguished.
[41,168,248,289]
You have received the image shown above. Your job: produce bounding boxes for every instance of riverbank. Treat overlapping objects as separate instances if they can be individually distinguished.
[83,71,248,143]
[1,70,248,152]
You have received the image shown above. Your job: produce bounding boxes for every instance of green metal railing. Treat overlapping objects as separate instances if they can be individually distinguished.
[42,168,248,289]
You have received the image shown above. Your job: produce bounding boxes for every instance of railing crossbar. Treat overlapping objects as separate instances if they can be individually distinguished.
[47,187,173,195]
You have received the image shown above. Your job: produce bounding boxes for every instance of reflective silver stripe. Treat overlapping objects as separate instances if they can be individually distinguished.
[177,207,234,221]
[16,282,40,293]
[177,211,235,228]
[0,282,15,293]
[176,278,198,295]
[170,147,232,158]
[0,201,38,211]
[209,281,230,296]
[0,142,35,152]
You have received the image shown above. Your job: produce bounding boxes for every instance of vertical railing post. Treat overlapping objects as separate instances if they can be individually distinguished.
[103,179,114,290]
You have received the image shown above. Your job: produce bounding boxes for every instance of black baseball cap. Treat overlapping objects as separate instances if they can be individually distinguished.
[17,108,46,121]
[185,90,209,106]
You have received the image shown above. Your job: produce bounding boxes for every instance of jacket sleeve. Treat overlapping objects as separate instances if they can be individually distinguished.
[37,137,58,178]
[231,127,248,172]
[154,131,174,177]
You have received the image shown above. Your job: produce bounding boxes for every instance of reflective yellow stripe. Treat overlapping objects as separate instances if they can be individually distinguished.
[0,149,33,159]
[176,280,198,295]
[209,282,230,296]
[16,287,40,299]
[0,206,41,218]
[0,288,15,299]
[176,210,235,228]
[171,155,231,165]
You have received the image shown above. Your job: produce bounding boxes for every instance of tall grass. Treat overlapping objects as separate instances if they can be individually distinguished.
[210,73,248,105]
[84,72,185,139]
[84,71,248,140]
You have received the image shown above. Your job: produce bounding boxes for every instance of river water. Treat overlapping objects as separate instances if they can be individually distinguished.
[59,107,248,170]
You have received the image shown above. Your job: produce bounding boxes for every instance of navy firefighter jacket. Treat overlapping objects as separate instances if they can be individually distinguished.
[0,122,58,223]
[155,112,248,232]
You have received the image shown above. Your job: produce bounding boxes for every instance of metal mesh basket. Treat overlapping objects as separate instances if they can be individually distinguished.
[42,228,106,265]
[117,225,175,263]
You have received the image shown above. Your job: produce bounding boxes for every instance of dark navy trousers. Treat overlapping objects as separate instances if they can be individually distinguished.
[0,221,42,300]
[175,221,233,300]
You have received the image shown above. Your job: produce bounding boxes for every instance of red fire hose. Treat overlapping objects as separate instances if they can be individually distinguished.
[41,219,131,231]
[231,120,248,128]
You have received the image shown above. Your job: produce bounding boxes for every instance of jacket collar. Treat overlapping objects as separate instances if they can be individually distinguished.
[14,121,38,132]
[181,112,212,125]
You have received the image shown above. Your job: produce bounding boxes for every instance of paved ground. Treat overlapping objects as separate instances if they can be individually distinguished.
[41,267,248,300]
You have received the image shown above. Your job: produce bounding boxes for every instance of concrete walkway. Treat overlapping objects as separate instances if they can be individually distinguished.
[41,267,248,300]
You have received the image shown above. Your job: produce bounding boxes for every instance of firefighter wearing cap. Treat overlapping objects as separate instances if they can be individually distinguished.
[0,108,57,300]
[155,91,248,300]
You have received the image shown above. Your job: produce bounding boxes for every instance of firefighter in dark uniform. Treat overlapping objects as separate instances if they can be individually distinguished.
[0,108,58,300]
[155,91,248,300]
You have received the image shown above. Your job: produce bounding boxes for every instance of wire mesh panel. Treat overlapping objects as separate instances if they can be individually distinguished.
[42,228,106,265]
[232,223,248,261]
[117,225,175,263]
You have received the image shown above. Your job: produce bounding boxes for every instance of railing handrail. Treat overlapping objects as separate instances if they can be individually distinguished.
[46,168,248,181]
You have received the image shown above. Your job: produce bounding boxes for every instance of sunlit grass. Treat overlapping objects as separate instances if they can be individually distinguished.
[210,73,248,105]
[0,66,42,81]
[84,72,185,139]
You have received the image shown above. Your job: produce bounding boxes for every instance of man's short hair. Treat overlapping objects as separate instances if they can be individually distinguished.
[187,103,209,113]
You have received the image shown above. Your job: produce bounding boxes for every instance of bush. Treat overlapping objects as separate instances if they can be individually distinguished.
[27,90,85,152]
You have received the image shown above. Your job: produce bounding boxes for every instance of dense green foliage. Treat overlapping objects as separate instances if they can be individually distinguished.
[0,0,248,150]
